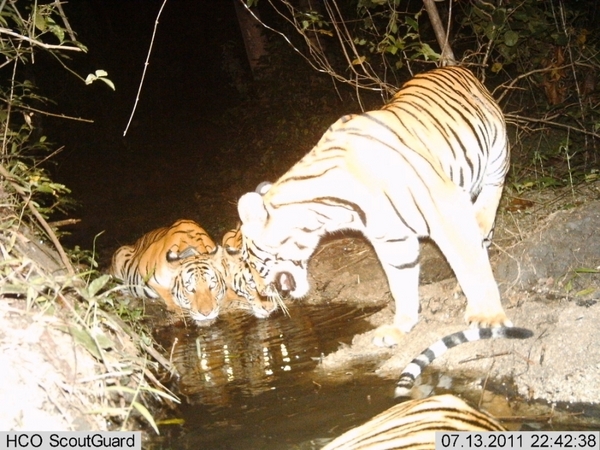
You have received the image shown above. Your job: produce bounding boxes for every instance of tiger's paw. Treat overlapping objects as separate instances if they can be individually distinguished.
[250,296,288,319]
[465,310,513,328]
[372,325,405,348]
[251,304,272,319]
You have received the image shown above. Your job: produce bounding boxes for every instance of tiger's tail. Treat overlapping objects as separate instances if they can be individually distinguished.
[395,327,533,398]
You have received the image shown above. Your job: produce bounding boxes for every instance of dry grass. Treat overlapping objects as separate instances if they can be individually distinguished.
[0,185,178,432]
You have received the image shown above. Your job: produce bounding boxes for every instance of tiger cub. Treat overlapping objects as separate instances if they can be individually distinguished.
[110,219,227,322]
[221,224,287,318]
[394,327,534,398]
[237,66,511,347]
[321,394,505,450]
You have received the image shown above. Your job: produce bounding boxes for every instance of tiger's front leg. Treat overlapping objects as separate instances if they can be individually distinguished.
[370,235,420,347]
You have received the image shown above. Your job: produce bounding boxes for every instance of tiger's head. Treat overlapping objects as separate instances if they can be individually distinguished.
[167,247,228,322]
[237,183,319,300]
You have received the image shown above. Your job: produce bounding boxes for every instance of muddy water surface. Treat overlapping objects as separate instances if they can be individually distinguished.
[150,303,399,449]
[146,298,600,450]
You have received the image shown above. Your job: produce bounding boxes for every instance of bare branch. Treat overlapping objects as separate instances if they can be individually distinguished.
[123,0,168,136]
[0,27,83,51]
[506,113,600,140]
[53,0,77,42]
[423,0,456,65]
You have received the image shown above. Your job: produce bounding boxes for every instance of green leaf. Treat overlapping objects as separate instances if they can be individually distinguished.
[418,43,440,61]
[131,401,159,434]
[574,267,600,274]
[484,24,497,40]
[70,325,102,359]
[88,274,111,297]
[156,418,185,426]
[85,71,116,91]
[92,328,115,350]
[34,11,47,31]
[49,24,65,43]
[405,16,418,32]
[575,287,596,297]
[554,33,569,46]
[491,62,503,73]
[504,30,519,47]
[492,8,507,26]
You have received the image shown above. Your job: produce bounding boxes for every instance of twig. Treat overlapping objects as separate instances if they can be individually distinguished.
[123,0,168,136]
[505,113,600,140]
[0,27,83,51]
[48,218,81,228]
[494,65,574,103]
[0,99,95,123]
[140,341,178,376]
[250,0,391,98]
[53,0,77,42]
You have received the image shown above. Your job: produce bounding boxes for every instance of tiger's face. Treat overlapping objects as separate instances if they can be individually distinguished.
[238,190,318,300]
[171,251,227,322]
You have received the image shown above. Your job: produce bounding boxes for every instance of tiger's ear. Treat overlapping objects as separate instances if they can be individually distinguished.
[255,181,272,195]
[238,192,268,228]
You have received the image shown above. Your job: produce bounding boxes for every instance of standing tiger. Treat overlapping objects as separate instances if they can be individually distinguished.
[110,219,227,322]
[237,66,511,346]
[221,224,286,318]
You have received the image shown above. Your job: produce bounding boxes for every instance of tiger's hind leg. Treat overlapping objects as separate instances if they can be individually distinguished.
[473,183,504,247]
[430,192,511,328]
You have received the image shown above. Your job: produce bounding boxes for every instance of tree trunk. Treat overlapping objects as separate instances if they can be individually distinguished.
[233,0,268,78]
[422,0,456,66]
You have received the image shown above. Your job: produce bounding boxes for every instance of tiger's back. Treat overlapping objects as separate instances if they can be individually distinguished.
[321,394,505,450]
[110,219,226,322]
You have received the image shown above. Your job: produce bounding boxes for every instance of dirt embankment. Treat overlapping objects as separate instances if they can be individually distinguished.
[309,190,600,405]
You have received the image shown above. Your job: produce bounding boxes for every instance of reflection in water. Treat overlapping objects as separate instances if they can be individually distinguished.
[155,303,382,407]
[149,303,401,449]
[150,303,600,449]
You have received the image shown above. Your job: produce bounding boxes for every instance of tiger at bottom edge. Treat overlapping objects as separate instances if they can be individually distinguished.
[110,219,228,323]
[321,394,505,450]
[237,65,512,347]
[321,327,534,450]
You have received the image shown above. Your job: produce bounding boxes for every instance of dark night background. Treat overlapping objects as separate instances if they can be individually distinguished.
[44,0,263,261]
[38,0,600,265]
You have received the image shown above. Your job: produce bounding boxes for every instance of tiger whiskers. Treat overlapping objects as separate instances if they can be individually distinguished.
[264,284,289,317]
